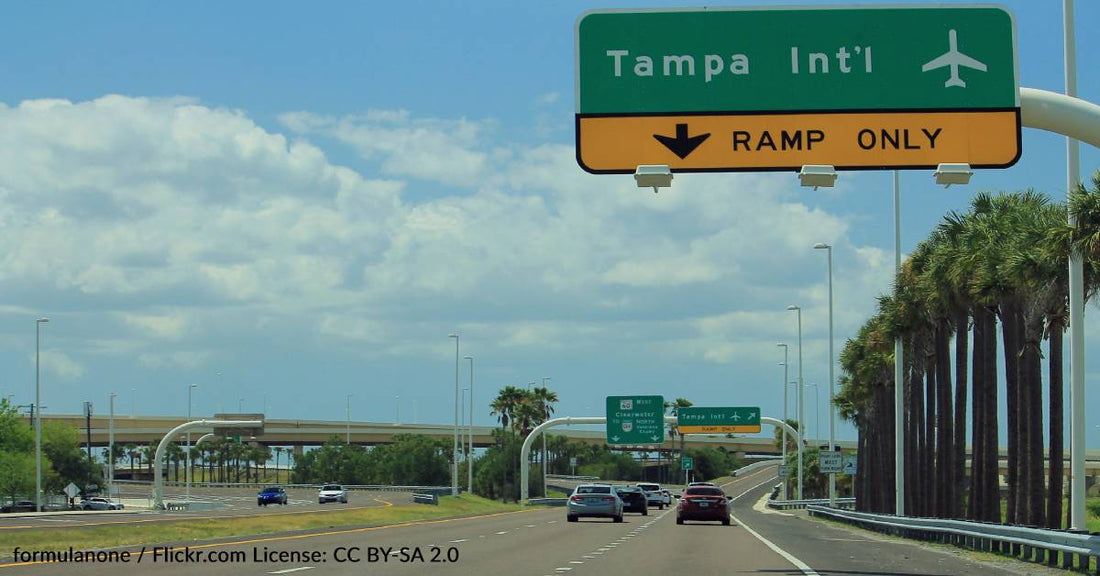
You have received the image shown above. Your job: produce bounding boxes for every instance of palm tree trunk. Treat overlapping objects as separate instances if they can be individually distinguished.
[1001,300,1022,525]
[935,322,953,518]
[980,307,1001,523]
[1047,318,1065,529]
[1021,307,1046,527]
[968,311,984,520]
[953,310,969,519]
[908,342,924,516]
[924,359,937,516]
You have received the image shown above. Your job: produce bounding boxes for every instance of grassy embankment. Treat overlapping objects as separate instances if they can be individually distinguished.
[2,495,522,561]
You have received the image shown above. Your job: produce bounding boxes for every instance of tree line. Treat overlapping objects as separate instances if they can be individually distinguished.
[835,174,1100,528]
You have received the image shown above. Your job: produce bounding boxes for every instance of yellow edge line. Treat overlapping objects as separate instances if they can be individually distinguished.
[0,508,535,569]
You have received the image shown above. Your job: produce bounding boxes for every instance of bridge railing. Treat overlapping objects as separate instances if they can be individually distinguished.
[117,479,453,495]
[731,458,781,477]
[807,505,1100,571]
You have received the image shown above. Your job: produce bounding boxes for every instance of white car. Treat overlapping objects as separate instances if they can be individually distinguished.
[79,497,123,510]
[318,484,348,504]
[635,482,666,510]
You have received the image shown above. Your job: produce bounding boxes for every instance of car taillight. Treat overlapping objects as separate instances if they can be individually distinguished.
[570,495,582,502]
[601,497,615,502]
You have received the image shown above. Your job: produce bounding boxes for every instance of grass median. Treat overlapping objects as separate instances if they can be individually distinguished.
[2,495,522,561]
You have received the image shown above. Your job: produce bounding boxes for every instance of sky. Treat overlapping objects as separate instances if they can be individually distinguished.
[0,1,1097,447]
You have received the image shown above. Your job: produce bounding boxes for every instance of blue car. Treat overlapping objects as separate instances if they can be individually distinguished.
[257,486,288,506]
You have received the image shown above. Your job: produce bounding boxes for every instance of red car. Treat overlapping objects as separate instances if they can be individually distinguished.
[676,486,730,525]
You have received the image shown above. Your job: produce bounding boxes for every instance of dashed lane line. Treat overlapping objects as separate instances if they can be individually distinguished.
[268,568,314,574]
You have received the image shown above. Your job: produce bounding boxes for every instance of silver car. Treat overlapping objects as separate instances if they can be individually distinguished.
[318,484,348,504]
[567,484,623,523]
[79,497,123,510]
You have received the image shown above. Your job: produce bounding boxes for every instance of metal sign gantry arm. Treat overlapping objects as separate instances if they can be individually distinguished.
[519,415,798,502]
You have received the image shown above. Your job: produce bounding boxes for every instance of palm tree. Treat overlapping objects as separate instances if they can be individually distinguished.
[273,447,284,484]
[489,385,526,501]
[664,398,693,480]
[530,386,558,487]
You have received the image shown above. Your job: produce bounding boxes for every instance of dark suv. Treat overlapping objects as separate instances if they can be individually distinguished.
[614,485,648,515]
[257,486,288,506]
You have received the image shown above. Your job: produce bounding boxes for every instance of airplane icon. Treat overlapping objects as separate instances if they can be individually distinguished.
[921,29,987,88]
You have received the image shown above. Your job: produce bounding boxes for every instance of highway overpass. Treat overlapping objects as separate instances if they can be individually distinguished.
[38,413,826,455]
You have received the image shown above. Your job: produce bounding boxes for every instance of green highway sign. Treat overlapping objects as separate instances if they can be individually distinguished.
[678,407,761,434]
[682,457,694,471]
[577,6,1017,114]
[576,5,1020,173]
[606,395,665,445]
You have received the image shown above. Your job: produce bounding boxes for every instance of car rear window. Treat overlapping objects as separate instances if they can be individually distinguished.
[685,487,724,496]
[322,485,343,491]
[615,486,641,493]
[576,486,611,494]
[636,484,659,491]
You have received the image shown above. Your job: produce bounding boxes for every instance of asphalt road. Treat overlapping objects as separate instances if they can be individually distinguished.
[1,467,1064,575]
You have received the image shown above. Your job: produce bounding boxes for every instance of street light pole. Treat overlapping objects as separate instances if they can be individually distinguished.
[541,376,551,497]
[187,383,197,501]
[777,343,789,500]
[345,394,352,444]
[449,333,460,496]
[814,242,837,507]
[464,355,474,494]
[787,305,803,501]
[395,395,400,425]
[108,392,116,501]
[894,170,905,516]
[35,317,49,512]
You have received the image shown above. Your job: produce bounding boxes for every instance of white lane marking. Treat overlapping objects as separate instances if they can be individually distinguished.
[730,477,779,502]
[555,568,572,572]
[450,539,468,543]
[526,524,537,528]
[479,535,486,538]
[269,568,314,575]
[570,560,584,564]
[597,547,610,552]
[731,512,820,576]
[495,530,509,535]
[547,520,558,524]
[583,555,595,559]
[753,493,793,516]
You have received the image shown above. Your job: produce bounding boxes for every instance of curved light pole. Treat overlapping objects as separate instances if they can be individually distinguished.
[777,343,789,500]
[448,333,459,496]
[814,242,836,507]
[787,305,804,500]
[35,317,49,512]
[464,355,474,494]
[186,383,197,501]
[541,376,551,497]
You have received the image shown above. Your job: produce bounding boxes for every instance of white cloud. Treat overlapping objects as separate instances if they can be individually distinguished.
[36,350,85,380]
[124,313,189,340]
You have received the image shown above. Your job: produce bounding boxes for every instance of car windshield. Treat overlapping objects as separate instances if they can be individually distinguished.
[576,486,611,494]
[261,487,281,494]
[322,485,342,491]
[637,484,659,491]
[685,487,725,496]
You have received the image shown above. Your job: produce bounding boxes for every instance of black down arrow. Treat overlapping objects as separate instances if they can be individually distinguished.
[653,123,710,159]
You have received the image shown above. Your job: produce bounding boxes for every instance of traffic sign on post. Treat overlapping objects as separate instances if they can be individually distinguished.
[606,395,664,445]
[576,6,1019,173]
[677,407,761,434]
[682,457,694,471]
[818,451,843,474]
[842,454,858,475]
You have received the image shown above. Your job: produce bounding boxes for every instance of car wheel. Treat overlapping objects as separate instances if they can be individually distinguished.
[613,514,623,523]
[722,517,731,526]
[567,515,577,522]
[676,517,684,525]
[642,508,648,516]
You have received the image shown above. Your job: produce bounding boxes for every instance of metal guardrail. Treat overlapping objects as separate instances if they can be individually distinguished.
[768,497,856,510]
[808,505,1100,571]
[528,498,568,507]
[411,493,439,505]
[732,459,781,477]
[545,474,600,481]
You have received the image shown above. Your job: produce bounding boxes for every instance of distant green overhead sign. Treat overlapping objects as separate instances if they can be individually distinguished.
[606,395,665,445]
[678,407,761,434]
